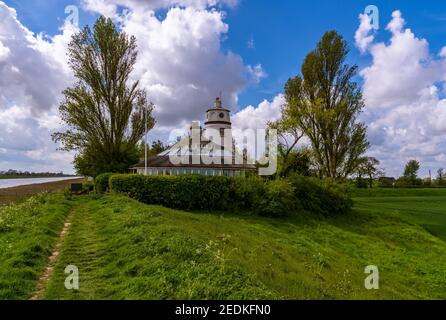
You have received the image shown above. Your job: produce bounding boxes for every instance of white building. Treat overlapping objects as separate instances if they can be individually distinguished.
[130,98,257,176]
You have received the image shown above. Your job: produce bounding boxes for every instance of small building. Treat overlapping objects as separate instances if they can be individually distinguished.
[130,98,257,177]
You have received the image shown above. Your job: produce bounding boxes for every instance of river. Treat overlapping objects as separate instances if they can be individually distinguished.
[0,177,83,189]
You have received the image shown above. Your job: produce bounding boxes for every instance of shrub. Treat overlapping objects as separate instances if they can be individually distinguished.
[288,175,352,216]
[95,172,114,193]
[355,177,368,188]
[83,181,95,192]
[110,174,236,211]
[110,174,352,217]
[232,177,266,211]
[254,179,296,217]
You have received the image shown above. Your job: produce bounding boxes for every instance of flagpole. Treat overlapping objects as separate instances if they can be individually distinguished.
[145,106,148,176]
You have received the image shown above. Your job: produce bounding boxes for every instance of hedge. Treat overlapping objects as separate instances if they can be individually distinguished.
[109,174,352,217]
[95,172,114,193]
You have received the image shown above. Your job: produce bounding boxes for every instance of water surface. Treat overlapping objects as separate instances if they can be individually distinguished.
[0,177,82,189]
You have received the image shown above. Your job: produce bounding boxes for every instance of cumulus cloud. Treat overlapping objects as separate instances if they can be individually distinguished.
[83,0,264,131]
[246,64,267,84]
[0,1,76,173]
[232,94,284,131]
[355,13,374,53]
[0,0,266,173]
[356,10,446,177]
[81,0,238,19]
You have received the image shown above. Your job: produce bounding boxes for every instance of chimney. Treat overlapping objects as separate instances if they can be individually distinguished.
[190,121,201,132]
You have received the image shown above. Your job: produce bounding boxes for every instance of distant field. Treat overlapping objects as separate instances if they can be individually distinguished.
[1,188,445,300]
[351,187,446,197]
[352,187,446,242]
[354,194,446,242]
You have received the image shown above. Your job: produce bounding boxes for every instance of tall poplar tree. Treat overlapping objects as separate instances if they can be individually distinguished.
[53,17,155,177]
[283,31,369,179]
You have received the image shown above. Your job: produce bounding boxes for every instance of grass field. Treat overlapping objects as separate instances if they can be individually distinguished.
[1,188,445,300]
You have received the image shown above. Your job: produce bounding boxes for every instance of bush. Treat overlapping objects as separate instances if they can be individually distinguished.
[110,174,236,211]
[110,174,352,217]
[288,175,352,216]
[355,177,368,188]
[254,179,296,217]
[232,177,266,211]
[95,172,114,193]
[83,181,95,192]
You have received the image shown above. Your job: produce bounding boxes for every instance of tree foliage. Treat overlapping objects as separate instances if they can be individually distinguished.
[283,31,369,179]
[52,17,155,177]
[356,157,383,188]
[268,116,306,177]
[139,140,168,159]
[403,160,420,182]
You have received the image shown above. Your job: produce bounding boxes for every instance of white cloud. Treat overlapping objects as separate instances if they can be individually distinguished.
[81,0,238,18]
[356,10,446,177]
[386,10,405,34]
[0,1,76,173]
[355,13,374,53]
[246,64,267,84]
[232,94,284,131]
[0,40,10,60]
[83,1,263,129]
[0,0,265,173]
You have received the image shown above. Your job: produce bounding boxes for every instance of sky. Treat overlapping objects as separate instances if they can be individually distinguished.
[1,0,446,177]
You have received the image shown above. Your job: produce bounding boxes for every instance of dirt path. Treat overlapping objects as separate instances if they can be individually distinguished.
[29,213,74,300]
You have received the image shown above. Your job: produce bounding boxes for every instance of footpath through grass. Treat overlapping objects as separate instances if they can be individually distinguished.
[0,193,75,299]
[41,193,446,300]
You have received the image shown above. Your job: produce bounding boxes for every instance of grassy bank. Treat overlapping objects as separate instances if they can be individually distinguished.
[41,193,446,300]
[0,193,75,299]
[1,189,444,300]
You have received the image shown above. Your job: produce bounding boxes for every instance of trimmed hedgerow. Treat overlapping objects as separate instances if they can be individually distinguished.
[95,172,114,193]
[109,174,352,217]
[109,174,235,211]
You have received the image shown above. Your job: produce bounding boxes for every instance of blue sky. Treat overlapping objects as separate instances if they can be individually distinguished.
[2,0,446,176]
[7,0,446,107]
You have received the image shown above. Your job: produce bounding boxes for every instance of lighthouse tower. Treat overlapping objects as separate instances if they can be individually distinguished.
[204,97,232,137]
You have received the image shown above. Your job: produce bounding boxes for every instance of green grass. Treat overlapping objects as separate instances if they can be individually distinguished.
[1,189,445,300]
[355,197,446,242]
[0,193,75,299]
[351,187,446,197]
[41,192,446,300]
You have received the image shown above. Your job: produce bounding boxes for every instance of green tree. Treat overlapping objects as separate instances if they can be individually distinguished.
[276,148,312,178]
[52,17,155,177]
[283,31,369,179]
[268,116,305,177]
[436,168,446,186]
[139,140,168,159]
[403,160,420,183]
[356,157,382,188]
